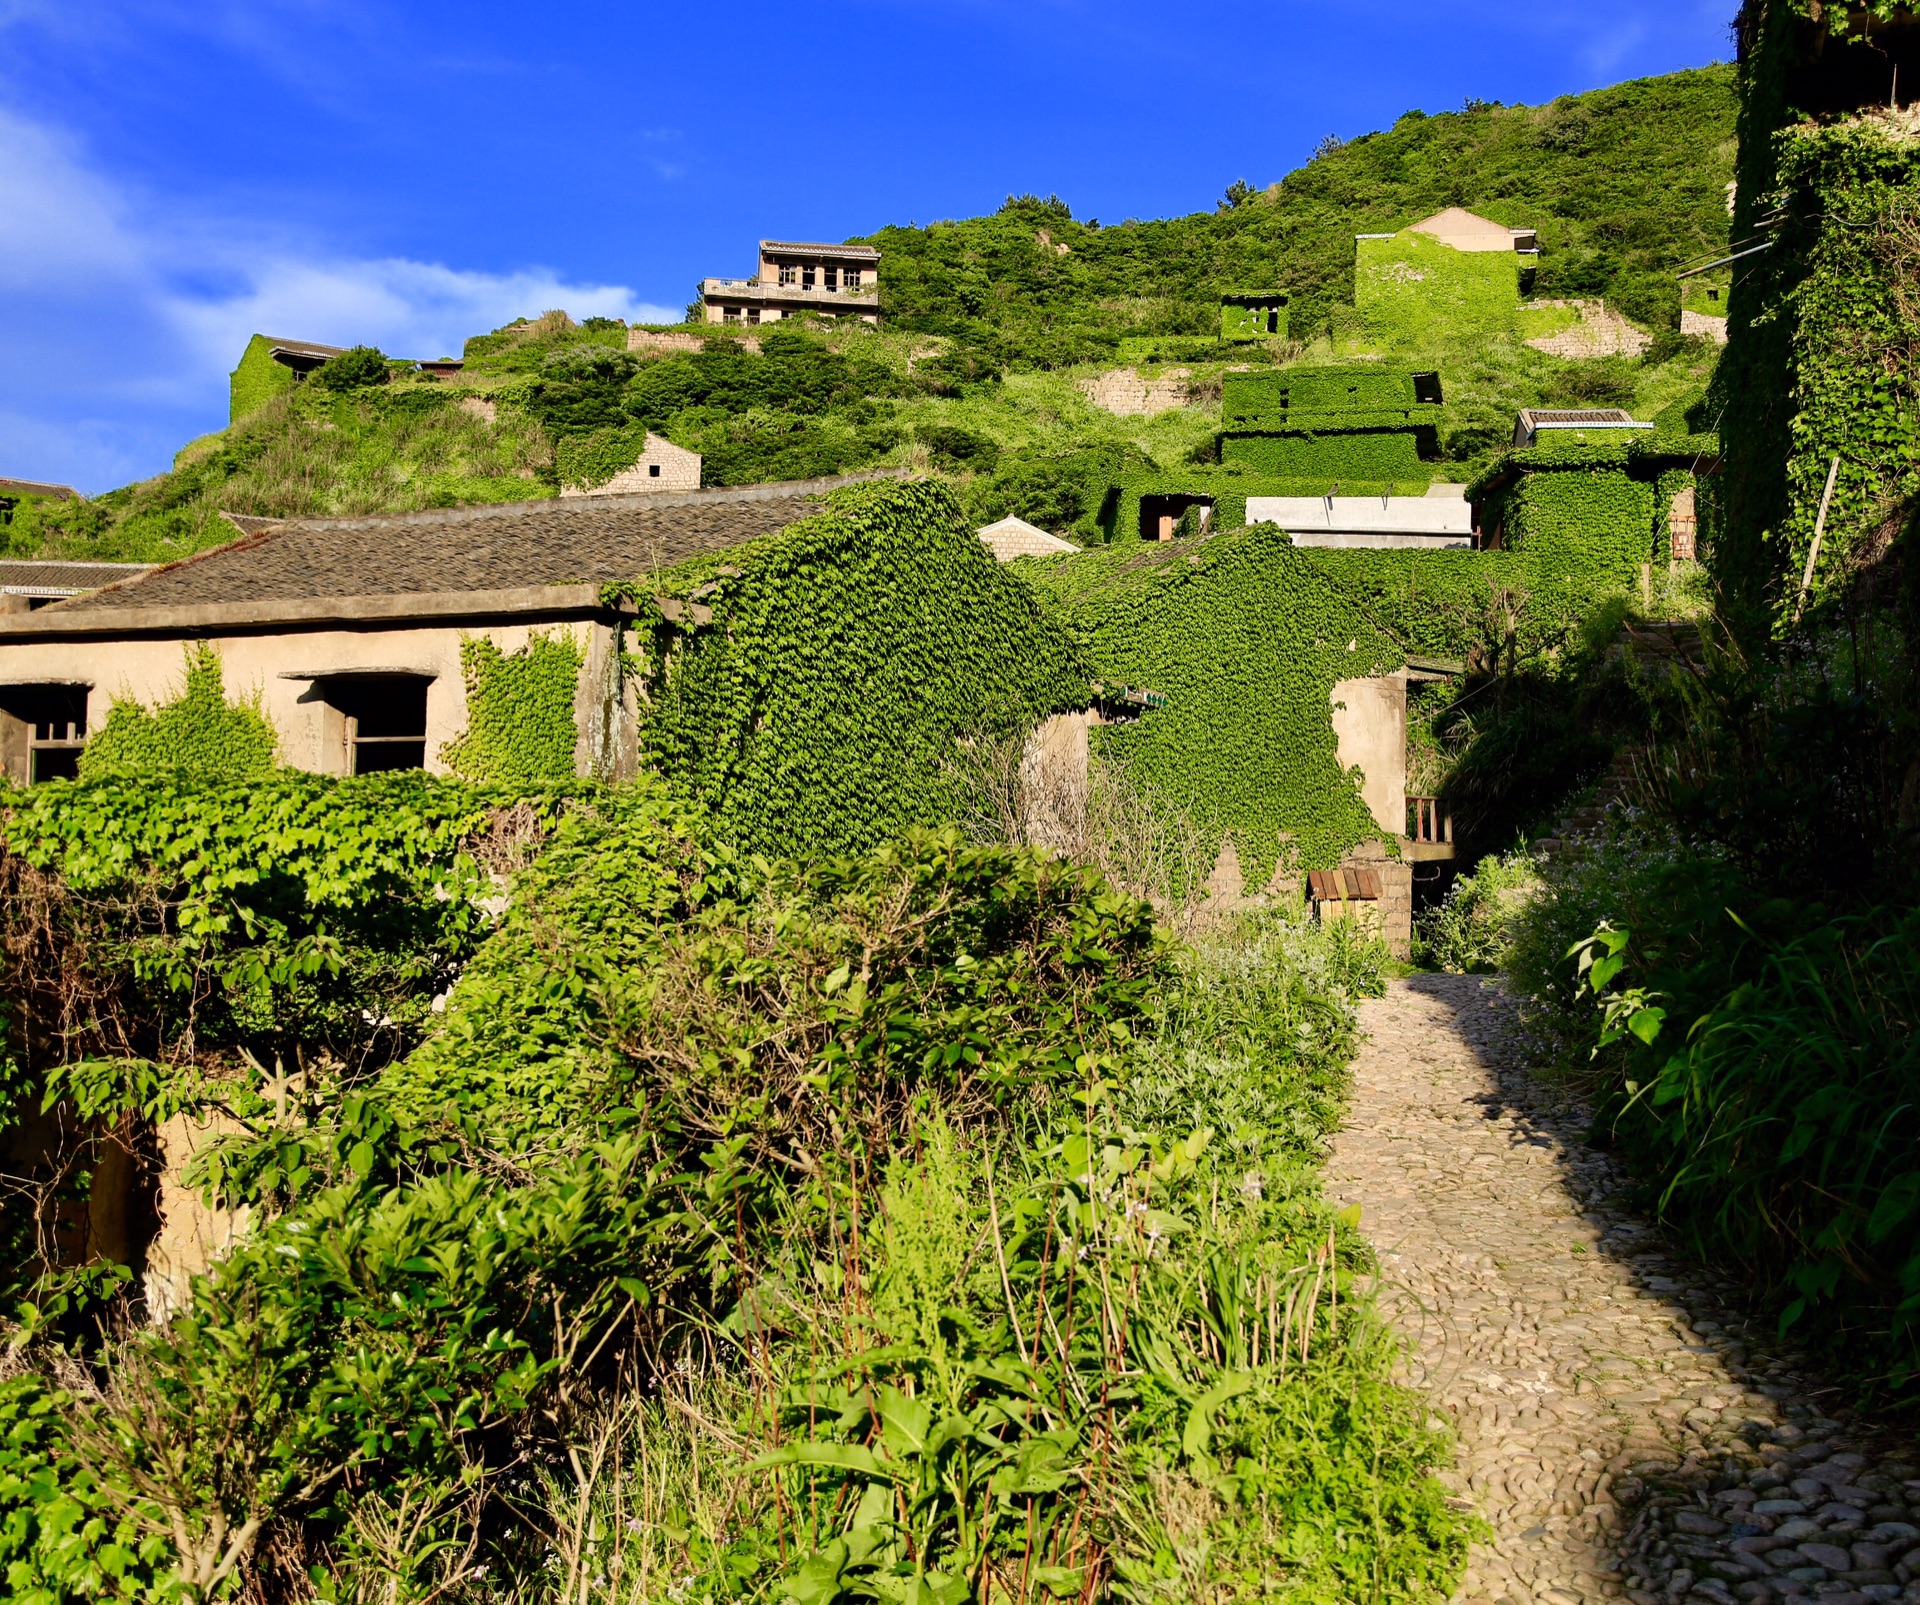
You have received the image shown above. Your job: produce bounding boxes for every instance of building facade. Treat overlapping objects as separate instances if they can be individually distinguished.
[699,240,881,326]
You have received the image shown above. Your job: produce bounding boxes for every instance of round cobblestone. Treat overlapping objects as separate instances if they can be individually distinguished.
[1325,975,1920,1605]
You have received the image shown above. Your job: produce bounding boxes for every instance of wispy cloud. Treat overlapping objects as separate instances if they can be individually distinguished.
[0,100,676,490]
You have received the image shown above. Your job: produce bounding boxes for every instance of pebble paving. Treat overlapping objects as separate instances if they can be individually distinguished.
[1326,973,1920,1605]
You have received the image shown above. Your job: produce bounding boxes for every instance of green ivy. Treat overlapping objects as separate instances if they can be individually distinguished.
[78,643,277,782]
[1019,523,1403,881]
[553,423,655,491]
[1712,111,1920,630]
[439,633,585,784]
[1343,229,1527,351]
[615,478,1088,858]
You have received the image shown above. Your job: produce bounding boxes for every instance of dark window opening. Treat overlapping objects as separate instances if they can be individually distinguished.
[824,266,839,290]
[324,675,430,774]
[1266,307,1280,333]
[0,684,88,783]
[649,463,661,477]
[1412,371,1444,405]
[802,266,817,290]
[1139,494,1214,543]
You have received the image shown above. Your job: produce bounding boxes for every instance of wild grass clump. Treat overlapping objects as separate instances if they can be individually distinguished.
[1411,849,1540,974]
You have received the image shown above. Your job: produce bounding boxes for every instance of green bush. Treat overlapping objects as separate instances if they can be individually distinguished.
[309,345,390,392]
[1412,849,1539,972]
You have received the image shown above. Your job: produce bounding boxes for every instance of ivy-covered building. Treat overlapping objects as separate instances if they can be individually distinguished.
[0,476,1085,856]
[1099,365,1459,543]
[1350,207,1538,350]
[1016,523,1427,950]
[229,334,347,423]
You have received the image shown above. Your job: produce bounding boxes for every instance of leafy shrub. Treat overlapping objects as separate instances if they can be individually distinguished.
[914,422,1000,471]
[78,643,277,782]
[1412,849,1540,973]
[309,345,390,392]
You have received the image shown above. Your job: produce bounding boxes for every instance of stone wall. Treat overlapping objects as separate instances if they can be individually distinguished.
[1078,367,1193,417]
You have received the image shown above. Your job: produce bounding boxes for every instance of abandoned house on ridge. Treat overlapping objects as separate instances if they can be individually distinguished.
[699,240,881,326]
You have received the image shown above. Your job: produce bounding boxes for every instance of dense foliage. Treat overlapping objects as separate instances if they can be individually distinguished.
[437,632,586,784]
[864,67,1733,362]
[1019,525,1401,881]
[624,479,1089,858]
[79,644,278,783]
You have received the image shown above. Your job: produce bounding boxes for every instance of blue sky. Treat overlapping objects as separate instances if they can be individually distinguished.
[2,0,1733,494]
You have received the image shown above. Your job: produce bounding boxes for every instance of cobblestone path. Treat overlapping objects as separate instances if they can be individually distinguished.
[1327,974,1920,1605]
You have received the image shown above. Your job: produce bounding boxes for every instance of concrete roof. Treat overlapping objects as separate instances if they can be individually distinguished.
[0,478,80,501]
[759,240,882,261]
[6,474,901,636]
[1246,494,1474,549]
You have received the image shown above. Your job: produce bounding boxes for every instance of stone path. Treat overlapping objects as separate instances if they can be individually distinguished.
[1326,973,1920,1605]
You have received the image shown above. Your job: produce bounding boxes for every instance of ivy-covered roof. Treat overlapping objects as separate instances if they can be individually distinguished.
[48,475,900,616]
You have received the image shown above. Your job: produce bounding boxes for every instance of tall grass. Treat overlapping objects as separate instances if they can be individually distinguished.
[504,915,1473,1605]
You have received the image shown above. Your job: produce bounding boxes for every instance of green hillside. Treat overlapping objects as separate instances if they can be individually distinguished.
[8,65,1734,565]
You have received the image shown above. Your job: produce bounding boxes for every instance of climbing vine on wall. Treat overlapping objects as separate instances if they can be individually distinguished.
[439,633,586,784]
[1018,524,1402,882]
[612,478,1088,858]
[79,641,277,781]
[1715,109,1920,629]
[553,424,655,491]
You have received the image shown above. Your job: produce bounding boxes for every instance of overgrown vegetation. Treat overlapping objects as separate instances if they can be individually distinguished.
[0,762,1473,1601]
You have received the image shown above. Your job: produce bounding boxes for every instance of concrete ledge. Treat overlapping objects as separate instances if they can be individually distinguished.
[0,583,609,638]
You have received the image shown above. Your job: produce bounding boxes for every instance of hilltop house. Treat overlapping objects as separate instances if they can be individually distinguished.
[0,479,80,526]
[229,335,347,422]
[559,433,703,497]
[699,240,881,326]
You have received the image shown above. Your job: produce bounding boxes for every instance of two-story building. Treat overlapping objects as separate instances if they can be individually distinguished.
[699,240,881,326]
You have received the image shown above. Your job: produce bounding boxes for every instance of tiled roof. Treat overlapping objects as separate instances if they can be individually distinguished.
[265,337,347,361]
[759,240,882,261]
[0,560,150,595]
[56,477,883,616]
[0,479,80,501]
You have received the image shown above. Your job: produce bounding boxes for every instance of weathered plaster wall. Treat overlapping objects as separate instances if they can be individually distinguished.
[0,618,603,778]
[1331,673,1408,837]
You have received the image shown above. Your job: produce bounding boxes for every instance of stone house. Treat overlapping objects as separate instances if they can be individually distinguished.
[559,433,702,496]
[977,516,1078,561]
[0,478,891,786]
[700,240,881,326]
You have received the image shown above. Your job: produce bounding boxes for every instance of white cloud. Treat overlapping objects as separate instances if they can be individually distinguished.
[0,101,677,490]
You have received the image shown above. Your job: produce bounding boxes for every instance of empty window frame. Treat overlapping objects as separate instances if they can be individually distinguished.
[323,675,430,774]
[801,265,817,290]
[0,684,88,783]
[823,265,839,290]
[778,264,797,286]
